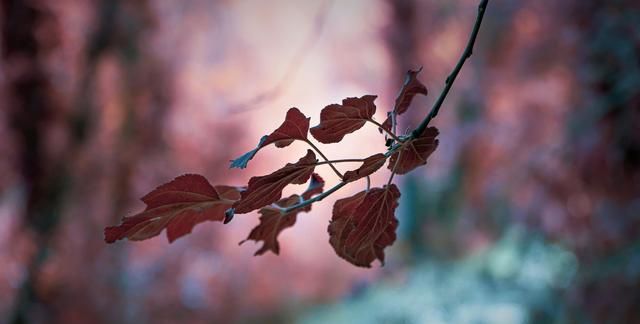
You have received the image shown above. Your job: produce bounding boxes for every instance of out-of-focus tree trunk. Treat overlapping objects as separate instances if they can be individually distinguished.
[2,0,169,322]
[1,0,82,322]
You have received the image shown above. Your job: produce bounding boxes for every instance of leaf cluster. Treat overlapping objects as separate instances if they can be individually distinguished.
[105,0,489,268]
[106,69,437,267]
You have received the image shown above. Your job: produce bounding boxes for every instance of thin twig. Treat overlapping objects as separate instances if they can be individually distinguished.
[304,139,344,179]
[314,158,366,165]
[367,119,402,142]
[412,0,488,138]
[281,181,347,213]
[384,141,404,157]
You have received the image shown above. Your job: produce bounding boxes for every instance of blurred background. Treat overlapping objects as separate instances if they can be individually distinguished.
[1,0,639,323]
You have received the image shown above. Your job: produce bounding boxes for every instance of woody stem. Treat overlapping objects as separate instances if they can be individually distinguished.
[412,0,488,138]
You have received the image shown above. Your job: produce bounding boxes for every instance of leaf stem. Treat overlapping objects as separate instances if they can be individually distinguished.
[411,0,488,138]
[281,181,347,214]
[304,139,344,179]
[366,119,402,142]
[313,158,366,166]
[387,150,402,185]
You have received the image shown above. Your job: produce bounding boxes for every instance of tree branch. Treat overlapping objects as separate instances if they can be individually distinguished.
[281,181,347,214]
[280,0,489,214]
[412,0,488,138]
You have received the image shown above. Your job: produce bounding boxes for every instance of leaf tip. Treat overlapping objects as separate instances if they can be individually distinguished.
[229,135,268,169]
[104,226,118,244]
[224,208,235,224]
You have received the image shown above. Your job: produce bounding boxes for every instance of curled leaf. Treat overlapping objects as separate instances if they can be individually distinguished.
[240,174,324,255]
[104,174,241,243]
[381,68,428,132]
[388,127,439,175]
[328,184,401,267]
[302,173,325,200]
[231,150,317,214]
[379,112,393,134]
[343,153,386,182]
[240,195,301,255]
[229,136,268,169]
[230,108,310,168]
[310,95,377,143]
[393,67,428,115]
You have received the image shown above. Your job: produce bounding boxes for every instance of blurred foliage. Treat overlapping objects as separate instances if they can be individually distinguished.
[301,227,577,324]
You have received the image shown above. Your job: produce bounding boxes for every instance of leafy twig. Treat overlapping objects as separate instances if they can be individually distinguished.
[284,0,489,213]
[106,0,490,267]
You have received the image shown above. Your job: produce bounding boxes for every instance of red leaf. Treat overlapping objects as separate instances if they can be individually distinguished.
[240,174,324,255]
[388,127,439,175]
[343,153,387,182]
[381,68,428,131]
[394,68,428,115]
[379,113,393,134]
[240,195,301,255]
[310,95,377,143]
[231,150,317,214]
[104,174,241,243]
[302,173,325,200]
[328,184,401,267]
[230,108,310,168]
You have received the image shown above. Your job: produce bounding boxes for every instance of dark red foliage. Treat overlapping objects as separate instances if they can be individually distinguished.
[106,71,441,268]
[263,107,311,148]
[328,184,401,267]
[388,127,439,174]
[105,174,241,243]
[230,107,310,168]
[381,68,428,132]
[231,150,317,215]
[241,195,302,255]
[310,95,377,143]
[343,153,387,182]
[240,174,325,255]
[302,173,325,199]
[393,68,428,115]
